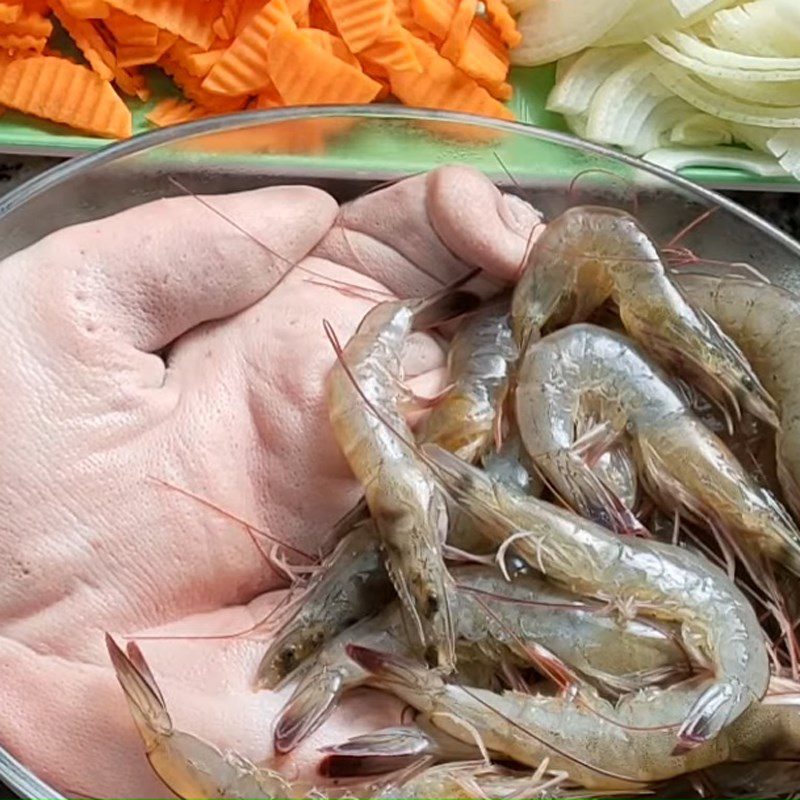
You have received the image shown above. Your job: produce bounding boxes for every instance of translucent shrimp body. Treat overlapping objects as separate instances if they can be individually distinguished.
[511,206,776,428]
[327,298,462,670]
[516,324,800,577]
[256,520,393,689]
[351,645,798,792]
[422,304,518,463]
[423,444,769,750]
[677,274,800,522]
[273,566,686,754]
[107,636,292,800]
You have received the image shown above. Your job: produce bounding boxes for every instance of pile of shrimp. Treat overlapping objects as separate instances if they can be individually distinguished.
[109,197,800,799]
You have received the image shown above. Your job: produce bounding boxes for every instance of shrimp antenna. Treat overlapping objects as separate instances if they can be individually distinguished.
[567,168,640,216]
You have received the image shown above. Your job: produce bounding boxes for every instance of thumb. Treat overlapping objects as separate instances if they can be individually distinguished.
[11,185,338,355]
[427,165,544,282]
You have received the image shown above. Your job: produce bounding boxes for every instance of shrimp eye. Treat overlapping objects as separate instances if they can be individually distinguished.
[279,646,299,673]
[742,376,755,391]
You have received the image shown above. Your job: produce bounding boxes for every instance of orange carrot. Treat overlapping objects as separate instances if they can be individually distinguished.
[0,9,53,39]
[439,0,474,63]
[103,0,221,49]
[252,82,282,108]
[388,35,511,120]
[213,0,241,39]
[115,28,175,67]
[147,96,216,126]
[0,3,22,24]
[287,0,311,24]
[235,0,266,34]
[202,0,296,96]
[300,26,359,67]
[308,0,338,33]
[50,0,116,80]
[103,8,158,46]
[182,47,225,77]
[0,33,45,50]
[483,0,519,48]
[0,55,132,136]
[392,0,432,40]
[455,21,507,85]
[358,22,420,74]
[161,53,249,110]
[60,0,110,18]
[325,0,392,52]
[268,26,382,103]
[411,0,453,39]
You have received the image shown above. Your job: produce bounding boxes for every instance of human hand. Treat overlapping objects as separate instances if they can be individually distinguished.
[0,166,540,798]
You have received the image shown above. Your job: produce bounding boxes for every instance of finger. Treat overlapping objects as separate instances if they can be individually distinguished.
[14,186,338,354]
[313,173,471,295]
[427,165,544,282]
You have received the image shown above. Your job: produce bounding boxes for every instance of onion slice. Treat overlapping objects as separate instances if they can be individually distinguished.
[643,145,788,176]
[547,47,642,115]
[670,112,733,146]
[512,0,637,66]
[654,63,800,127]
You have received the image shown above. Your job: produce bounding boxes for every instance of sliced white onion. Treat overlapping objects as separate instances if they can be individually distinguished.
[647,34,800,82]
[643,145,789,176]
[664,29,800,71]
[554,52,581,83]
[670,112,734,145]
[709,0,800,58]
[669,0,728,17]
[547,47,643,115]
[654,63,800,127]
[624,96,696,154]
[585,53,672,146]
[564,113,589,138]
[731,123,778,153]
[703,75,800,107]
[511,0,638,66]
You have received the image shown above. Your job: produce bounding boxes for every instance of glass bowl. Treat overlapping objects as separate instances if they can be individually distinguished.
[1,105,799,800]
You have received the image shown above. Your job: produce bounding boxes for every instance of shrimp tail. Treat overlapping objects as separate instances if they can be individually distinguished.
[674,680,743,753]
[274,667,348,754]
[346,644,444,697]
[106,635,172,740]
[319,726,436,777]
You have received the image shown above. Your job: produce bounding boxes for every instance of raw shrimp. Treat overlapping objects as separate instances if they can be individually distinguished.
[106,636,292,800]
[326,288,477,670]
[256,518,393,689]
[273,566,688,754]
[349,644,799,791]
[516,324,800,576]
[421,302,518,463]
[422,444,769,749]
[373,759,572,799]
[510,206,776,428]
[676,274,800,522]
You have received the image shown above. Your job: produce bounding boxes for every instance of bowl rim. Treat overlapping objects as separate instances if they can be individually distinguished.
[2,104,800,800]
[0,104,799,257]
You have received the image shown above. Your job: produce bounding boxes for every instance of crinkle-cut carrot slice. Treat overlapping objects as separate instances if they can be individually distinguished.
[483,77,510,100]
[235,0,265,34]
[0,3,22,23]
[21,0,49,14]
[359,23,421,74]
[213,0,241,39]
[411,0,454,39]
[103,8,158,46]
[308,0,338,34]
[287,0,310,23]
[103,0,222,49]
[160,54,249,110]
[113,62,149,98]
[392,0,432,40]
[439,0,475,63]
[116,28,175,66]
[252,82,282,108]
[146,97,217,126]
[0,33,45,50]
[483,0,518,48]
[50,0,116,80]
[202,0,296,96]
[300,26,359,67]
[455,23,507,85]
[326,0,392,52]
[388,36,511,120]
[182,47,224,76]
[268,27,382,103]
[60,0,110,18]
[0,9,53,39]
[0,55,132,136]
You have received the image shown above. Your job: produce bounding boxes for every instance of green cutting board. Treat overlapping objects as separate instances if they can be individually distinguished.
[0,63,795,191]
